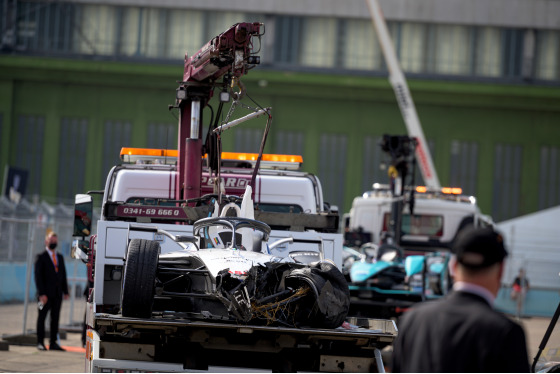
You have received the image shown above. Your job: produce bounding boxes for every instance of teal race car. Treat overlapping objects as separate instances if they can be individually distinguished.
[345,243,452,318]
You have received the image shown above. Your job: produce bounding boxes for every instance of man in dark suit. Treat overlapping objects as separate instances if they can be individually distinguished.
[392,227,529,372]
[34,231,69,351]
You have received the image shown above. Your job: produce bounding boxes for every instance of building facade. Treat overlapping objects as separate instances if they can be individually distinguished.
[1,0,560,222]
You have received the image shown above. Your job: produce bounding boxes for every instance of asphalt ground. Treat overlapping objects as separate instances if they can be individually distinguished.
[0,301,86,373]
[0,301,553,373]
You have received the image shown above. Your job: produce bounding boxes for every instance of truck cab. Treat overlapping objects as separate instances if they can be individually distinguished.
[80,148,343,313]
[106,149,325,217]
[74,148,396,373]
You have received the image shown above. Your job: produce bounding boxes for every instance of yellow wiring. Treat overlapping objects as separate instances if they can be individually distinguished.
[251,287,310,325]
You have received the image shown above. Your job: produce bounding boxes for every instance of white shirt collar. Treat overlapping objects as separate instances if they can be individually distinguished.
[46,247,57,262]
[453,281,495,306]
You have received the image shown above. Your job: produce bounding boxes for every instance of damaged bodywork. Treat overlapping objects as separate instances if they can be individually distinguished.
[121,203,350,329]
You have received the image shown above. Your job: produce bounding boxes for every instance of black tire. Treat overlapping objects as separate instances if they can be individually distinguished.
[287,261,350,329]
[121,239,160,318]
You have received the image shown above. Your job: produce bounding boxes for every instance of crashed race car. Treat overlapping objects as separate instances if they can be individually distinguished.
[120,190,350,329]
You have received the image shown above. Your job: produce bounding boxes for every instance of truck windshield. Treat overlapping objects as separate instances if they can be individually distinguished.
[383,213,443,237]
[257,203,303,213]
[126,198,177,206]
[125,198,303,214]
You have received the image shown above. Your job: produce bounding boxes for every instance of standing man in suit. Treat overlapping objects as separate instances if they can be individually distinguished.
[392,227,529,372]
[34,231,69,351]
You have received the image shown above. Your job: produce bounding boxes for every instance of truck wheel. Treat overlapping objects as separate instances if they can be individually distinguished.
[121,239,160,318]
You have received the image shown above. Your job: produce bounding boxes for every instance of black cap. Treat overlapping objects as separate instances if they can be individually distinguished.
[453,227,508,268]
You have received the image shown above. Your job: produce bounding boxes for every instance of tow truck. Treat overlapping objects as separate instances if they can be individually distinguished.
[73,22,397,372]
[340,2,494,318]
[342,135,492,318]
[352,0,493,248]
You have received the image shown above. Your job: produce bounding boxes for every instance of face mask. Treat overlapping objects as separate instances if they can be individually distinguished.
[48,243,57,250]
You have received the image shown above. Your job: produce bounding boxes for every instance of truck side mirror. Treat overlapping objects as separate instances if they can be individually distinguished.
[74,194,93,237]
[71,239,90,263]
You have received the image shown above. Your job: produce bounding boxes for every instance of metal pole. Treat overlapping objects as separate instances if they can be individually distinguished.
[183,100,202,203]
[22,221,36,335]
[8,219,15,261]
[176,95,192,200]
[213,107,271,134]
[374,348,385,373]
[532,300,560,372]
[69,260,77,325]
[365,0,441,191]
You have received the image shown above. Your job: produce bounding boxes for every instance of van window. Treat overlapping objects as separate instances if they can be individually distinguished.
[257,203,303,213]
[126,197,176,206]
[383,213,443,237]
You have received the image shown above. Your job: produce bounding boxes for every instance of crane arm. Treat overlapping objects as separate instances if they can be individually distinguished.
[175,22,263,202]
[183,22,262,85]
[365,0,441,191]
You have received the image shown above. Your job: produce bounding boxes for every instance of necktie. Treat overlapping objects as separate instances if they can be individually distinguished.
[52,251,58,272]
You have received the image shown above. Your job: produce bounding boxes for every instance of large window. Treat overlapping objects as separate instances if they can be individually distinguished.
[535,30,560,81]
[492,144,522,222]
[166,9,204,59]
[58,118,88,202]
[300,17,338,68]
[14,115,45,197]
[383,212,444,237]
[399,22,428,73]
[120,7,163,58]
[431,24,473,75]
[475,27,502,77]
[15,2,77,54]
[502,29,525,78]
[4,2,559,83]
[75,4,117,55]
[274,16,303,65]
[538,146,560,210]
[342,19,383,71]
[206,12,247,40]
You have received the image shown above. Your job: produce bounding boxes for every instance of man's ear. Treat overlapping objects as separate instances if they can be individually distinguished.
[497,261,505,280]
[449,255,458,277]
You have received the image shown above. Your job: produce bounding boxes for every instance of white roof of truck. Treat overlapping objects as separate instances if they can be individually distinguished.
[105,165,322,214]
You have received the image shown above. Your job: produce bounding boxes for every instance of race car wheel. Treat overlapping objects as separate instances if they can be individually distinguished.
[121,239,160,318]
[287,261,350,329]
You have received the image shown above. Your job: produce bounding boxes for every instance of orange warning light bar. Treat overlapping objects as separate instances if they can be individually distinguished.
[416,185,462,195]
[441,187,463,195]
[119,148,303,169]
[120,148,178,165]
[215,152,303,170]
[121,148,178,158]
[220,152,303,164]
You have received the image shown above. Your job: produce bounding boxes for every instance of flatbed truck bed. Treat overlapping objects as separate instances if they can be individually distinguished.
[86,310,397,372]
